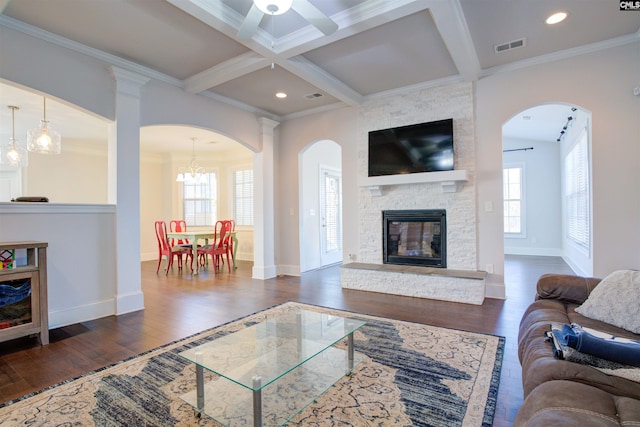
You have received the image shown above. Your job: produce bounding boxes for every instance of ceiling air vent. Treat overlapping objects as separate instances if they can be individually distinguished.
[494,38,526,54]
[305,92,324,99]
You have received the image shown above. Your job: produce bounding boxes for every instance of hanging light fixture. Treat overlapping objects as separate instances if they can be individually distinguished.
[176,138,207,184]
[27,97,61,154]
[1,106,28,167]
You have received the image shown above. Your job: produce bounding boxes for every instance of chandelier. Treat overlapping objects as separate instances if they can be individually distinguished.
[1,105,28,167]
[27,97,61,155]
[176,138,207,184]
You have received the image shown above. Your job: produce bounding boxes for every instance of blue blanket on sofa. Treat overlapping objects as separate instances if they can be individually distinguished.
[553,323,640,368]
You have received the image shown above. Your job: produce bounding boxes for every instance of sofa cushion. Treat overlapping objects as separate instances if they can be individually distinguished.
[575,270,640,333]
[536,273,600,304]
[514,380,640,427]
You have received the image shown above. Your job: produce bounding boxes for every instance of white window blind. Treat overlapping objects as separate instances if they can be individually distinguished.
[323,173,340,252]
[565,128,590,250]
[503,166,523,234]
[183,173,217,226]
[234,169,253,226]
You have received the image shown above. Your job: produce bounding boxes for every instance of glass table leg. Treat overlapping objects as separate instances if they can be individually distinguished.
[347,333,354,373]
[253,375,262,427]
[196,364,204,412]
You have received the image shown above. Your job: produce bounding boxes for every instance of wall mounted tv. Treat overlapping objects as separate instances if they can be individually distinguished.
[368,118,454,177]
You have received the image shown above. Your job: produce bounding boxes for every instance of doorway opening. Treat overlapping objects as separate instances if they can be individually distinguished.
[502,103,592,276]
[299,140,343,273]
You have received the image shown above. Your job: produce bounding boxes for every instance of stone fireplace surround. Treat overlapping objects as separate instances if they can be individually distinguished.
[340,81,487,305]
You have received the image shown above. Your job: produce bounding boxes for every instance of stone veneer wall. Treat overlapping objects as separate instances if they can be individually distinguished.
[343,81,483,304]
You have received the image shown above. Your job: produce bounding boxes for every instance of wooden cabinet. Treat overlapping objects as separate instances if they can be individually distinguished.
[0,241,48,345]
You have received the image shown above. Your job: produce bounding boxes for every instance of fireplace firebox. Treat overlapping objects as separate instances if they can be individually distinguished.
[383,209,446,268]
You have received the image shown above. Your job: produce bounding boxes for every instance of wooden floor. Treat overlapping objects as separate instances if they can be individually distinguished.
[0,255,575,425]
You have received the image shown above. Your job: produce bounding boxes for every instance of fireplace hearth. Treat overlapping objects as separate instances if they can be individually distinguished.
[383,209,446,268]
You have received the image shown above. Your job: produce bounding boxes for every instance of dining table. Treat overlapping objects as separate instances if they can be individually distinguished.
[166,230,237,275]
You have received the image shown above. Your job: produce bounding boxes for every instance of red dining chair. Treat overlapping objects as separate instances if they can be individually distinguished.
[197,220,232,273]
[222,219,235,269]
[155,220,193,275]
[169,219,190,247]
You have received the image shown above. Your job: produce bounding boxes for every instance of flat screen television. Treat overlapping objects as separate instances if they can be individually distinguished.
[368,118,454,177]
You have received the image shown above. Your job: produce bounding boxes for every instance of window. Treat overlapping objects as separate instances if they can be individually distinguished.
[503,165,524,234]
[565,128,590,250]
[233,169,253,226]
[183,173,217,226]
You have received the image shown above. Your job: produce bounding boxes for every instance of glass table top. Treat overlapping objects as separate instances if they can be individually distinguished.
[179,309,366,391]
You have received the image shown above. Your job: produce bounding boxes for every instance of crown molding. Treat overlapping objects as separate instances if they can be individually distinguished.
[198,90,281,121]
[0,15,182,88]
[480,33,640,80]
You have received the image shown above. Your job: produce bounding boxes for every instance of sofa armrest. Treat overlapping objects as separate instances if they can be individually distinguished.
[535,274,601,305]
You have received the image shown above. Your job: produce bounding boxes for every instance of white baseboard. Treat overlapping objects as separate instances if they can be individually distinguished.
[277,265,301,277]
[49,299,116,329]
[252,264,277,279]
[141,252,157,262]
[116,291,145,315]
[485,282,506,299]
[504,247,562,256]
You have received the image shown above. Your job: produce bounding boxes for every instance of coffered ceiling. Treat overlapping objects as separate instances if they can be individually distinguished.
[0,0,638,149]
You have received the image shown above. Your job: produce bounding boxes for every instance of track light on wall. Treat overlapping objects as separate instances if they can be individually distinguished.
[556,107,577,142]
[27,97,61,154]
[1,106,28,167]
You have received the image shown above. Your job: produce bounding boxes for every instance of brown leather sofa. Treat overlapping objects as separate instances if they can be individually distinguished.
[514,274,640,426]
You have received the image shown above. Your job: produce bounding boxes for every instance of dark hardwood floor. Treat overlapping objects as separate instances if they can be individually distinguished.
[0,255,575,425]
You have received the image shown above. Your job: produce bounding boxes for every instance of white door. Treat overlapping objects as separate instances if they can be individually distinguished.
[319,166,342,266]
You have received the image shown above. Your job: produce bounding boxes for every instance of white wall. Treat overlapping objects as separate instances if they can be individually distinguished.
[0,203,117,328]
[299,140,341,272]
[476,42,640,283]
[503,137,562,256]
[277,107,359,272]
[26,139,108,204]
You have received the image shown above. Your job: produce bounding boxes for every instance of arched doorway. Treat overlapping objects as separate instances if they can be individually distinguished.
[299,140,343,272]
[502,103,593,276]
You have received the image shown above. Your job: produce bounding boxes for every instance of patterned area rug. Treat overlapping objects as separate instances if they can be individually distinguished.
[0,302,504,426]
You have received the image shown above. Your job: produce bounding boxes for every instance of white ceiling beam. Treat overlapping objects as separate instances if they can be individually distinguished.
[427,0,481,81]
[277,0,431,57]
[165,0,273,54]
[279,56,363,106]
[183,52,271,94]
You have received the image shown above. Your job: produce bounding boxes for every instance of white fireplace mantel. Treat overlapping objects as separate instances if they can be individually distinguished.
[360,170,467,196]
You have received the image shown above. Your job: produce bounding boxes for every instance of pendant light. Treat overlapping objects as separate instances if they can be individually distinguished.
[2,106,28,167]
[27,97,61,154]
[176,138,207,184]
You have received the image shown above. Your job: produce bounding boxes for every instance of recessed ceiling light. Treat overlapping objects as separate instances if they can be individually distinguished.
[275,92,287,99]
[546,12,568,25]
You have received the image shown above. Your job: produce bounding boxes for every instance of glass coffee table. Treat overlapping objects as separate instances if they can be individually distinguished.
[178,309,366,426]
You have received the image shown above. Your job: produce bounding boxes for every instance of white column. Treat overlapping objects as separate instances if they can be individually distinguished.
[108,66,149,314]
[252,117,279,279]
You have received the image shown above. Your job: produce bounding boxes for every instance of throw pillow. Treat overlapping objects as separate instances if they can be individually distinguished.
[575,270,640,334]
